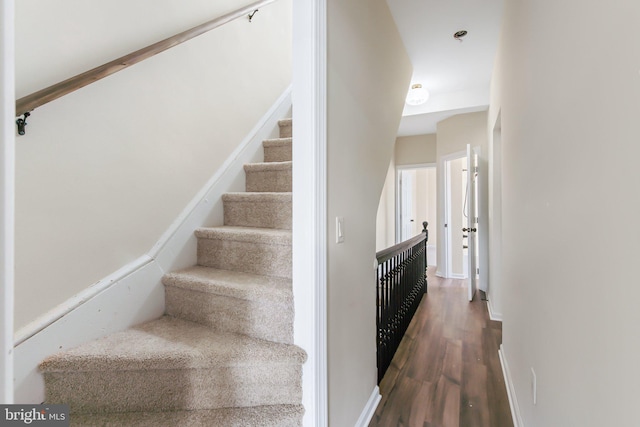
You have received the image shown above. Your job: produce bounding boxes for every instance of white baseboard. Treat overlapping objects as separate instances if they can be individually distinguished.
[451,273,467,280]
[354,386,381,427]
[13,87,293,403]
[499,345,524,427]
[487,297,503,321]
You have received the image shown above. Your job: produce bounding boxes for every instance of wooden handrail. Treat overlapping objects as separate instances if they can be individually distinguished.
[376,221,429,264]
[15,0,277,117]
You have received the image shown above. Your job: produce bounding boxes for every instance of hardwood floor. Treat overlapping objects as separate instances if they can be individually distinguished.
[369,267,513,427]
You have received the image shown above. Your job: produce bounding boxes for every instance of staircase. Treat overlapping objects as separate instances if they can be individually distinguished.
[39,119,306,426]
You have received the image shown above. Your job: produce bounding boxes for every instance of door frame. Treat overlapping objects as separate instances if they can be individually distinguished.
[395,162,435,244]
[292,0,328,424]
[1,0,16,404]
[440,151,467,279]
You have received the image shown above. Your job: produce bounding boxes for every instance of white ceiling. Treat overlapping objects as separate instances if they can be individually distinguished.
[386,0,503,136]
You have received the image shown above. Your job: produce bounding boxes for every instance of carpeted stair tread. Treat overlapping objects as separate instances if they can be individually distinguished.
[195,226,291,245]
[222,192,291,203]
[263,137,292,147]
[40,316,306,373]
[163,266,291,301]
[244,161,292,172]
[68,404,304,427]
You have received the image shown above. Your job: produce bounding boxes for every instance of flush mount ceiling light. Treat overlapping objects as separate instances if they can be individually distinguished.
[406,84,429,106]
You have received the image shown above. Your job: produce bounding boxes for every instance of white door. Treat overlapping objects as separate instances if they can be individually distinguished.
[400,170,415,241]
[465,144,478,301]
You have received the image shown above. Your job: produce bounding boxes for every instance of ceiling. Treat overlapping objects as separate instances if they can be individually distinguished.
[386,0,503,136]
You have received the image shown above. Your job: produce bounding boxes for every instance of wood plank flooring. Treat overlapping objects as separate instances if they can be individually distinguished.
[369,267,513,427]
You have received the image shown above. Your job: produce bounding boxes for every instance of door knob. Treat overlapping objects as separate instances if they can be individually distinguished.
[462,227,477,232]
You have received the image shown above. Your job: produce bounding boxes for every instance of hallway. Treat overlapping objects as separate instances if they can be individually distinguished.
[369,267,513,427]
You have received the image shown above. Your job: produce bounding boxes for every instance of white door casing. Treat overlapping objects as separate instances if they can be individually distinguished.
[399,170,415,242]
[1,0,16,404]
[465,144,478,302]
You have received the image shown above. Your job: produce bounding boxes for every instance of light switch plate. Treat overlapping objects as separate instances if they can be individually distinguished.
[336,217,345,243]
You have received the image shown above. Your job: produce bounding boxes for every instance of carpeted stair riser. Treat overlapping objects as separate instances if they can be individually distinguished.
[223,192,292,229]
[263,138,292,163]
[164,288,293,344]
[40,317,305,414]
[244,162,292,193]
[278,118,292,138]
[196,227,291,279]
[67,405,304,427]
[165,288,293,344]
[163,267,293,343]
[44,365,302,414]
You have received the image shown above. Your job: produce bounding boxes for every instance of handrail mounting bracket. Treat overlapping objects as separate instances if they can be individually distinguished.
[16,112,30,136]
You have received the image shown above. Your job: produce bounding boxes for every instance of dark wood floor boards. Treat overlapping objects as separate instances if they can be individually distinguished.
[369,267,513,427]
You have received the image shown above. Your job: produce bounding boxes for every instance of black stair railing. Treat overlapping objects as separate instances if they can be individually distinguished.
[375,221,428,383]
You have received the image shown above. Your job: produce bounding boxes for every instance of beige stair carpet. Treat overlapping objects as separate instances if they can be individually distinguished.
[40,118,303,426]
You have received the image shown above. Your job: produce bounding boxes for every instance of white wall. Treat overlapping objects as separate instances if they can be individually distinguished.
[395,134,437,165]
[326,0,411,424]
[14,0,292,330]
[494,1,640,425]
[376,158,396,251]
[1,0,15,403]
[436,112,488,278]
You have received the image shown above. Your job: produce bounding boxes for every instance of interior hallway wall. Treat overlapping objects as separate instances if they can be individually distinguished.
[376,158,396,251]
[492,1,640,425]
[326,0,412,424]
[395,134,437,166]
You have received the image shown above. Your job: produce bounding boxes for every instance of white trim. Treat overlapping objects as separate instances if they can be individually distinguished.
[14,256,152,346]
[13,89,292,403]
[354,386,382,427]
[292,0,327,425]
[15,260,165,403]
[451,273,467,280]
[394,166,401,243]
[441,150,467,279]
[499,345,524,427]
[443,159,451,277]
[487,296,503,321]
[435,270,444,278]
[1,0,15,404]
[396,162,436,170]
[441,150,469,162]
